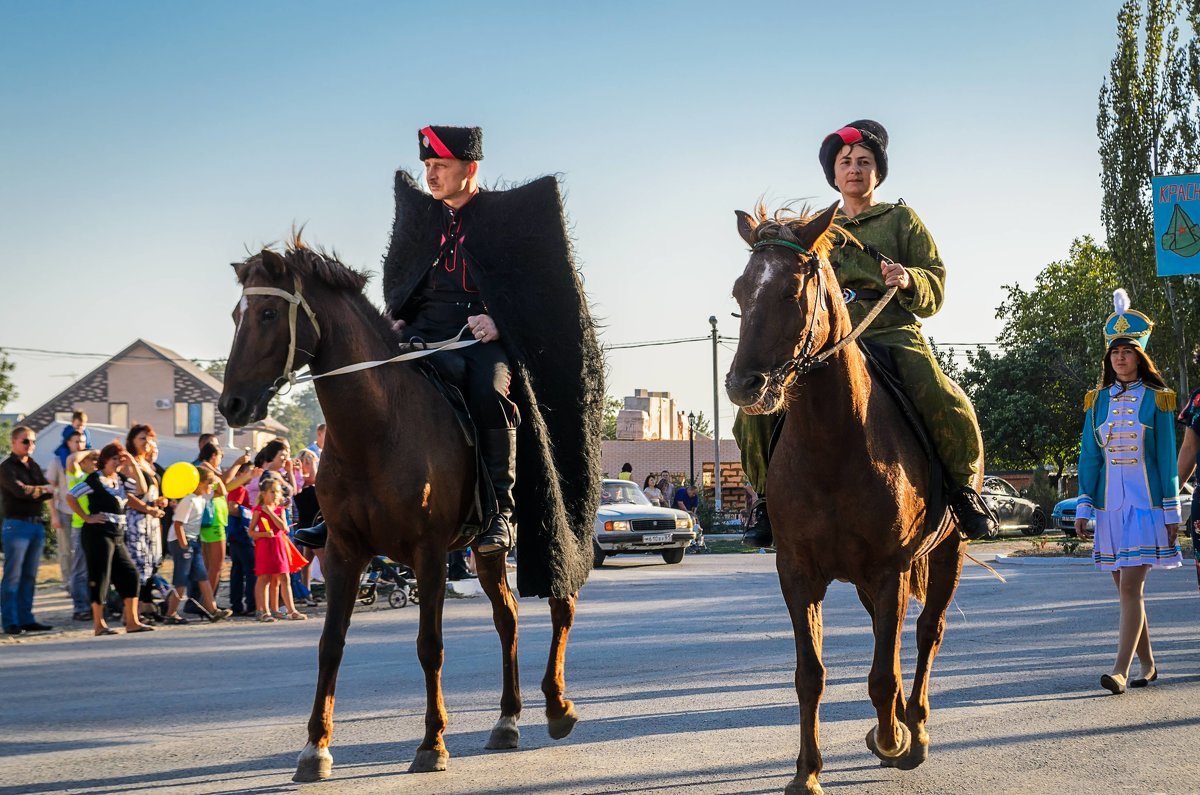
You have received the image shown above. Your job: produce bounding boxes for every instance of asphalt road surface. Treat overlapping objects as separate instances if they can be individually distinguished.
[2,547,1198,795]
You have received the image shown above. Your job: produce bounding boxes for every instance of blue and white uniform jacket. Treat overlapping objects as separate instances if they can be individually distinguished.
[1076,381,1180,523]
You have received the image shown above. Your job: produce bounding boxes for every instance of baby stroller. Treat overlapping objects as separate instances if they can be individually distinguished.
[106,573,204,622]
[357,556,418,609]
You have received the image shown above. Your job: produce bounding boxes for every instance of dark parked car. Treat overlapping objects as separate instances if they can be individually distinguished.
[1052,482,1193,537]
[980,476,1046,538]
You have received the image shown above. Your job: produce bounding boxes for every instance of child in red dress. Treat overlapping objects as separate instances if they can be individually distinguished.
[250,479,307,621]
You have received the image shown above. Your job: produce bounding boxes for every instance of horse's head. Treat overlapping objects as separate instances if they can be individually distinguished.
[219,237,367,427]
[725,202,842,414]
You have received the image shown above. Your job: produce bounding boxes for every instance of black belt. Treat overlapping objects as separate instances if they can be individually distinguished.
[6,515,43,523]
[841,287,884,303]
[425,298,484,308]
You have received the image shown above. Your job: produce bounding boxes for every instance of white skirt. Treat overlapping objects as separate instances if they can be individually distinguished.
[1093,504,1182,571]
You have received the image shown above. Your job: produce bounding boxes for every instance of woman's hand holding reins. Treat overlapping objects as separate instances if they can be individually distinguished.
[881,260,910,290]
[1075,517,1091,540]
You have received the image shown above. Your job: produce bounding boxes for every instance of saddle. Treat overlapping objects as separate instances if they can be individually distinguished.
[766,340,950,548]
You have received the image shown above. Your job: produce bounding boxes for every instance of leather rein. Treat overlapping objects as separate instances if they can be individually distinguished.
[750,238,897,388]
[240,275,478,396]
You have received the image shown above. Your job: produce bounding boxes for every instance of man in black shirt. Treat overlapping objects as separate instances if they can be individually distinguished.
[0,425,55,634]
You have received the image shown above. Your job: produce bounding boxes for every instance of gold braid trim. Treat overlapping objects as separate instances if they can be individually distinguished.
[1154,388,1177,413]
[1083,389,1099,412]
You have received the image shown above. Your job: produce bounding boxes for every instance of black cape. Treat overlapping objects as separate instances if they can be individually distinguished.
[382,171,604,599]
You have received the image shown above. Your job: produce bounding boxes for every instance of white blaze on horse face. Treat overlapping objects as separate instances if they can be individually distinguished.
[234,296,249,339]
[750,257,786,305]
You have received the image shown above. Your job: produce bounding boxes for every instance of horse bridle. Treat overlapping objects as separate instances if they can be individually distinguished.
[241,275,322,395]
[239,275,481,395]
[749,237,898,389]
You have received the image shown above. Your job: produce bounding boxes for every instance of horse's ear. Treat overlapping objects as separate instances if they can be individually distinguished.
[795,202,839,250]
[261,249,287,277]
[735,210,756,246]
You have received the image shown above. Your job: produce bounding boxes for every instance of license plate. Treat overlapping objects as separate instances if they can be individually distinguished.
[642,533,672,543]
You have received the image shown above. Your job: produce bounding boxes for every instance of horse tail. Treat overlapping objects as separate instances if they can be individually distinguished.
[908,553,929,606]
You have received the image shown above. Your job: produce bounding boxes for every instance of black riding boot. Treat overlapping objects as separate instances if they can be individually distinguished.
[951,485,997,541]
[294,521,327,549]
[475,428,517,557]
[741,498,773,548]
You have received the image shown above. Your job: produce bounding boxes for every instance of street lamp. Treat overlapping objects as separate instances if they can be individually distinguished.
[687,411,696,486]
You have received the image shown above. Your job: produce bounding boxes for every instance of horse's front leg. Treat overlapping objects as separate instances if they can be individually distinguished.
[476,550,522,749]
[894,533,964,771]
[294,543,370,783]
[408,547,451,773]
[777,561,829,795]
[863,570,912,764]
[542,593,578,740]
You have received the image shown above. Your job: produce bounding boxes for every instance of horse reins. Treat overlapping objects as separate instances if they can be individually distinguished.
[750,238,898,388]
[240,277,479,395]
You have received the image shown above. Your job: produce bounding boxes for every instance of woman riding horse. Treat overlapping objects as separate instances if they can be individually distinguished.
[737,119,994,546]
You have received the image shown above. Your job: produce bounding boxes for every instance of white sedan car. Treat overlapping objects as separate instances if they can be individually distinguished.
[593,479,696,567]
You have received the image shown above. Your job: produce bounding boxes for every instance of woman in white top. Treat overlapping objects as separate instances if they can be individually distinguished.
[641,475,665,507]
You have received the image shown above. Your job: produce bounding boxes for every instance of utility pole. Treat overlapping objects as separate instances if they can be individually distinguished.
[709,315,721,511]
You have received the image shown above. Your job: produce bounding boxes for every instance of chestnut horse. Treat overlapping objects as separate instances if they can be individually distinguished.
[725,204,972,795]
[218,241,579,783]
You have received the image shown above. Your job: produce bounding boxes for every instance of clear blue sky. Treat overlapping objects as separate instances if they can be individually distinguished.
[0,0,1124,436]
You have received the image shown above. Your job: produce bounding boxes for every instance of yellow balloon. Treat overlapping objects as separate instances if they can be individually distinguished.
[162,462,200,500]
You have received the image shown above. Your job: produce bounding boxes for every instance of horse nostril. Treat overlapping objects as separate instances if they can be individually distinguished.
[726,371,766,396]
[220,395,244,420]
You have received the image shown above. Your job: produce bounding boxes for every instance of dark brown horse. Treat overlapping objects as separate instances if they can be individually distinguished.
[218,240,579,783]
[725,204,972,795]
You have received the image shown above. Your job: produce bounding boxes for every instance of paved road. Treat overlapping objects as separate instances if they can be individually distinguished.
[1,548,1198,795]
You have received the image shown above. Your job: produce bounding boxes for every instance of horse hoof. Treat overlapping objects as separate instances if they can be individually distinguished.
[407,748,449,773]
[547,702,578,740]
[865,722,912,762]
[784,775,823,795]
[888,739,929,771]
[485,715,520,750]
[293,743,333,782]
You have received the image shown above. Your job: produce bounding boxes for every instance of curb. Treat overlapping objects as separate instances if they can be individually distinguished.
[993,553,1094,567]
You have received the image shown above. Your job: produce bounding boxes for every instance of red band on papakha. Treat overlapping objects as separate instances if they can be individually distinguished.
[421,126,455,158]
[835,126,864,145]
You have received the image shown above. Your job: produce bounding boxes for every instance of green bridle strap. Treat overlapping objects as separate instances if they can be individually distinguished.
[752,238,812,257]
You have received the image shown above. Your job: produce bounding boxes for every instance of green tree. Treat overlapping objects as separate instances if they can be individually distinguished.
[202,359,227,382]
[961,238,1120,477]
[1098,0,1200,391]
[690,411,713,438]
[270,385,324,451]
[601,396,623,440]
[0,348,17,412]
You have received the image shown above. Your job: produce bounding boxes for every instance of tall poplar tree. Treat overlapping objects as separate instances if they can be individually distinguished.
[1097,0,1200,392]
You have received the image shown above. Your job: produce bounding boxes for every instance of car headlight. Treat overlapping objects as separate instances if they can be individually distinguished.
[675,517,692,529]
[604,520,630,532]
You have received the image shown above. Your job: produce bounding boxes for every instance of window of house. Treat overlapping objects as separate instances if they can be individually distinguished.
[109,403,129,429]
[54,411,74,423]
[174,401,216,435]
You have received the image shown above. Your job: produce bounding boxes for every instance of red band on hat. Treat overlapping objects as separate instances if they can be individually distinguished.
[420,126,454,159]
[835,126,864,145]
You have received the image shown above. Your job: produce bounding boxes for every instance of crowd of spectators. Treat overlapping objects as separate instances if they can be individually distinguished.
[0,412,328,636]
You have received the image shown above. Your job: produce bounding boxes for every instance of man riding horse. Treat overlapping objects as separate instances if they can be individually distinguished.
[296,125,600,561]
[737,119,996,546]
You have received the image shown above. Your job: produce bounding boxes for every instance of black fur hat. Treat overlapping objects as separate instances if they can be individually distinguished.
[418,125,484,161]
[819,119,888,188]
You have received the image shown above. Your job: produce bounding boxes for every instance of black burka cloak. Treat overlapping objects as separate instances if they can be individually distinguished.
[382,171,604,599]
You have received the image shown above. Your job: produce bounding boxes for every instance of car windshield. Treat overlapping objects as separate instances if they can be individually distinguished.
[600,481,652,506]
[983,478,1018,497]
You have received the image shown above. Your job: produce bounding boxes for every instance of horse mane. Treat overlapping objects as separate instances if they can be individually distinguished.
[234,228,371,293]
[234,230,401,343]
[745,202,853,261]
